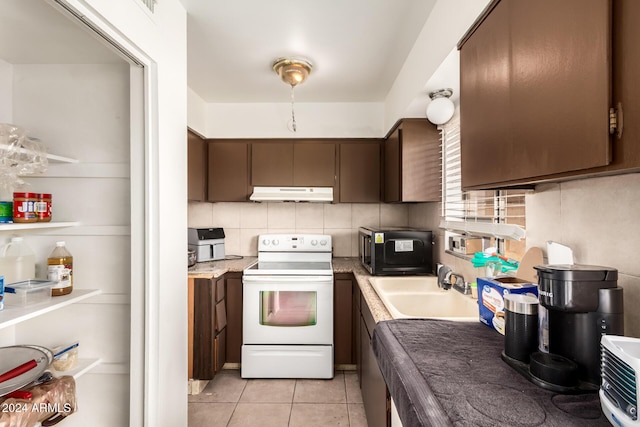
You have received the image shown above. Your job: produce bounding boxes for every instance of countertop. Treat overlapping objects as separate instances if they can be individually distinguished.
[187,257,257,278]
[188,256,394,321]
[373,319,609,427]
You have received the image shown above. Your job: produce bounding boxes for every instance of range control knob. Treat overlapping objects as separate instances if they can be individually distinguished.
[271,239,279,246]
[262,239,270,246]
[320,239,328,246]
[311,240,318,246]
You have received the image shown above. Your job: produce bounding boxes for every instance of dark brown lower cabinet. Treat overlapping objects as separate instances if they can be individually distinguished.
[353,276,362,385]
[192,275,227,379]
[358,281,391,427]
[225,273,243,364]
[334,274,354,365]
[214,328,226,373]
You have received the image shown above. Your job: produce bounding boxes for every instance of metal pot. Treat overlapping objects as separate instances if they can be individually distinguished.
[188,249,197,267]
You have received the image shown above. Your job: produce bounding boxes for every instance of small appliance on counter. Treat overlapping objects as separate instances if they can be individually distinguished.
[501,264,624,394]
[359,227,433,276]
[188,228,225,262]
[600,335,640,426]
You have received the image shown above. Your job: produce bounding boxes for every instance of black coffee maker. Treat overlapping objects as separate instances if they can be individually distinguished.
[503,264,624,393]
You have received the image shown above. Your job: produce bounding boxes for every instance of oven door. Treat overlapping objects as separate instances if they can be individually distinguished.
[243,275,333,345]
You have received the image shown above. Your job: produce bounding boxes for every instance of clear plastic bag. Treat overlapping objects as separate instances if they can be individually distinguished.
[0,376,76,427]
[0,123,49,193]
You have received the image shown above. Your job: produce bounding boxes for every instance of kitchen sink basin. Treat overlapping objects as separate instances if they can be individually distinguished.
[369,276,441,294]
[369,276,479,321]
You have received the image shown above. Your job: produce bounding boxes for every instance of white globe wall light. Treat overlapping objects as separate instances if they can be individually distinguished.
[426,88,455,125]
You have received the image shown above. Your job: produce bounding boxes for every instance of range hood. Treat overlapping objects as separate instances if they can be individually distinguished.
[250,187,333,202]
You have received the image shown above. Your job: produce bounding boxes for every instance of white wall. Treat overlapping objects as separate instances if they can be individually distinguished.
[189,202,410,257]
[187,86,207,136]
[0,59,12,122]
[383,0,490,130]
[409,173,640,339]
[204,102,385,138]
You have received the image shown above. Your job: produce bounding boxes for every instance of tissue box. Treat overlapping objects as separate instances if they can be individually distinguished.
[477,276,538,335]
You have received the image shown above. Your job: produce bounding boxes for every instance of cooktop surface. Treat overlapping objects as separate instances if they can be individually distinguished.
[243,261,333,276]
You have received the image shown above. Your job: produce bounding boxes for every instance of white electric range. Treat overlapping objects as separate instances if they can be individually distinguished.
[242,233,334,379]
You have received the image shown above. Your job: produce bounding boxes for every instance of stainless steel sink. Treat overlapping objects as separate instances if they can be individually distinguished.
[369,276,479,321]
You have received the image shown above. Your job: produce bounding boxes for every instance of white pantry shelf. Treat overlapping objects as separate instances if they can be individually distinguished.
[66,358,102,379]
[0,144,78,164]
[45,152,78,164]
[0,221,80,232]
[0,289,101,330]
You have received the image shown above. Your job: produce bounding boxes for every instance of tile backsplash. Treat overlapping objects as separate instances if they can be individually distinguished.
[190,173,640,337]
[409,172,640,338]
[188,202,410,257]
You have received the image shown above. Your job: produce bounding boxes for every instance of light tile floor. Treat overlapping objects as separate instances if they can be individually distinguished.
[188,369,368,427]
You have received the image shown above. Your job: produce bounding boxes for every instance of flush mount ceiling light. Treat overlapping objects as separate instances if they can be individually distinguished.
[426,88,455,125]
[273,57,313,132]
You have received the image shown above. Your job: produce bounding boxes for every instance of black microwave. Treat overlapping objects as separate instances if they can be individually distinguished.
[358,227,433,275]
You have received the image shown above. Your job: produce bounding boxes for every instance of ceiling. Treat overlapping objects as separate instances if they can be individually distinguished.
[1,0,465,117]
[181,0,438,104]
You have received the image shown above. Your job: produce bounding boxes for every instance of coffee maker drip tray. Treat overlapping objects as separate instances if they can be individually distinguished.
[501,351,600,394]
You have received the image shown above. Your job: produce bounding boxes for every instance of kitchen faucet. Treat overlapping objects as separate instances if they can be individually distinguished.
[450,273,472,295]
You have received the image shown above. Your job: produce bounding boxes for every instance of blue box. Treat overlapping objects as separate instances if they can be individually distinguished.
[0,275,4,310]
[477,276,538,335]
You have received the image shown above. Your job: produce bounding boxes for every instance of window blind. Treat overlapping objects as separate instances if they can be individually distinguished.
[138,0,157,13]
[439,113,527,246]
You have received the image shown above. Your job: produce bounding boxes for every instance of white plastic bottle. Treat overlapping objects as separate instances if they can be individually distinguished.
[0,237,36,284]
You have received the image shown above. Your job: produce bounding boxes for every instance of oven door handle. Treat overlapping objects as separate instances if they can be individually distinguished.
[243,275,332,284]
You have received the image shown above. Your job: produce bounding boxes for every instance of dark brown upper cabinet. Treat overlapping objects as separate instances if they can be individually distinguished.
[293,143,335,186]
[383,119,441,203]
[251,142,294,186]
[459,0,639,190]
[251,141,335,187]
[187,130,207,201]
[207,141,249,202]
[339,142,381,203]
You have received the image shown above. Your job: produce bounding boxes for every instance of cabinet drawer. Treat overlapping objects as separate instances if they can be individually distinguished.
[361,294,376,337]
[216,300,227,332]
[214,328,227,373]
[216,277,225,303]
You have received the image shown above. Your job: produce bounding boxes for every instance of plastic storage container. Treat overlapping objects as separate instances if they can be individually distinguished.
[4,280,54,306]
[52,341,79,371]
[0,276,4,310]
[47,241,73,296]
[0,237,36,285]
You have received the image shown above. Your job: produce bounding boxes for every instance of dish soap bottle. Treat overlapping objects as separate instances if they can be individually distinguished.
[0,237,36,284]
[47,241,73,296]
